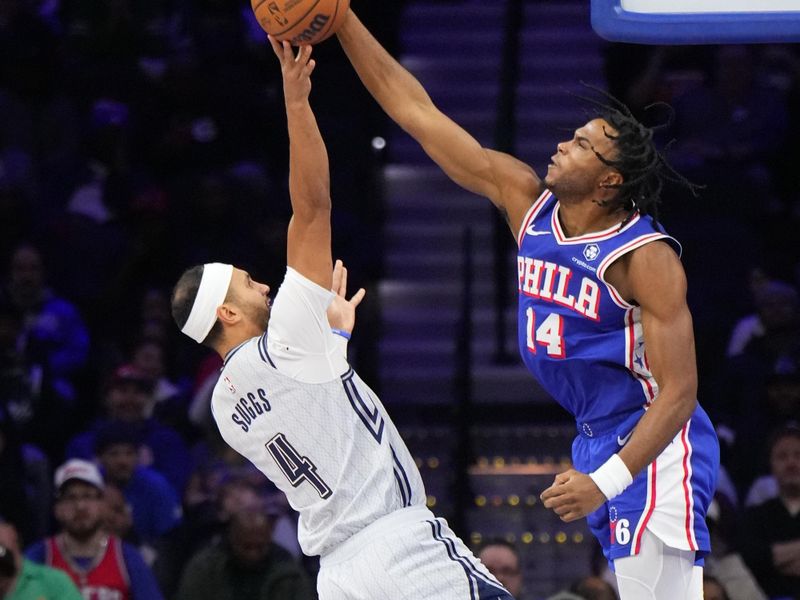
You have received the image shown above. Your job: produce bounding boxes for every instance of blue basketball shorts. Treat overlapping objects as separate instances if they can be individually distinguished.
[572,404,719,567]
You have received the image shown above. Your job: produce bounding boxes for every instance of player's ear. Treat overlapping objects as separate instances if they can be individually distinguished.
[217,303,240,326]
[599,170,623,189]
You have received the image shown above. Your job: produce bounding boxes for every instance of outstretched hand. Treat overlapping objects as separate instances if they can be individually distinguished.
[268,36,315,105]
[326,259,366,334]
[540,468,606,522]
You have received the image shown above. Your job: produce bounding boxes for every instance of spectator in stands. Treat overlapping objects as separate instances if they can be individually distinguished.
[476,539,523,599]
[0,538,15,597]
[741,425,800,597]
[174,506,314,600]
[0,521,82,600]
[546,590,583,600]
[0,183,34,284]
[105,478,185,568]
[704,496,766,600]
[102,483,136,545]
[130,338,180,406]
[703,575,729,600]
[728,373,800,498]
[66,363,192,495]
[671,45,788,218]
[727,277,799,360]
[136,288,173,343]
[0,403,34,545]
[733,278,800,378]
[722,276,800,492]
[25,458,163,599]
[157,475,272,597]
[93,421,182,546]
[5,243,89,406]
[128,337,195,438]
[570,576,618,600]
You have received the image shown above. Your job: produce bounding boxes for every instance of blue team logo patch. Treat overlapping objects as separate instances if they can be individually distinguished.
[583,244,600,261]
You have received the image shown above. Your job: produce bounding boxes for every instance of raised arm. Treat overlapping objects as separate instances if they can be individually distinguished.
[337,10,541,233]
[271,38,332,289]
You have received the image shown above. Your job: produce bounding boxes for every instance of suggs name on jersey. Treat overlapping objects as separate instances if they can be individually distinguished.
[231,389,271,432]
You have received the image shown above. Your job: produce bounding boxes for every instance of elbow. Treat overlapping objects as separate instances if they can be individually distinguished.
[659,378,697,420]
[294,200,331,222]
[400,95,438,139]
[676,383,698,418]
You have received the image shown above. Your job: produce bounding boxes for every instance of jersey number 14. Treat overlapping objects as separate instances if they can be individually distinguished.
[526,307,565,358]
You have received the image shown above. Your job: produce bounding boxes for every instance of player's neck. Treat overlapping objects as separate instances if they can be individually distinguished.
[216,329,263,361]
[557,200,626,238]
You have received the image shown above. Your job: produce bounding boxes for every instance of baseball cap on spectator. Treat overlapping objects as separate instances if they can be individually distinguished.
[54,459,105,492]
[94,420,144,455]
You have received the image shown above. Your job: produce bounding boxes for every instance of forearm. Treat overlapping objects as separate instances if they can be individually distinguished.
[286,98,331,218]
[618,387,697,477]
[337,11,432,134]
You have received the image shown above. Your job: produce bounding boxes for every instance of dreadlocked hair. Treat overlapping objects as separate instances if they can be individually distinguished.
[573,83,702,229]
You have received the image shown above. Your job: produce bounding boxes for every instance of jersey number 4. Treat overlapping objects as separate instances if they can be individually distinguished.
[525,307,565,358]
[266,433,332,499]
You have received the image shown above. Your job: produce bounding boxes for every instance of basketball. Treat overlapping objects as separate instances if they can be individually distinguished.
[252,0,350,45]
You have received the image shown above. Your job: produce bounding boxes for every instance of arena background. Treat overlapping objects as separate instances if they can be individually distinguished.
[1,0,799,597]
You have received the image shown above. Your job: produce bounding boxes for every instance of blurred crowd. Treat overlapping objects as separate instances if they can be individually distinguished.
[1,0,800,598]
[0,0,395,597]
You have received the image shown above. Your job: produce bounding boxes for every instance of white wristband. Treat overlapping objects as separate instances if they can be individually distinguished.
[589,454,633,501]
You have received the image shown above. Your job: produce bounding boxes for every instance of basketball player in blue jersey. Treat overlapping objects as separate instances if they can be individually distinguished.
[337,11,719,599]
[169,37,513,600]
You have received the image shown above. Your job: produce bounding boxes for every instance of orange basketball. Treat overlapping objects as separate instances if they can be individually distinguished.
[252,0,350,45]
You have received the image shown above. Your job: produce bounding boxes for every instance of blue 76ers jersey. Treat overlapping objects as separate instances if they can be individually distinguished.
[516,190,681,424]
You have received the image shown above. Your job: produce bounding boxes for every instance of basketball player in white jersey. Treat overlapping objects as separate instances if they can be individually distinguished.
[170,38,513,600]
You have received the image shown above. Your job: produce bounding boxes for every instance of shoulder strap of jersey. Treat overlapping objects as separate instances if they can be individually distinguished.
[597,232,681,308]
[516,189,553,247]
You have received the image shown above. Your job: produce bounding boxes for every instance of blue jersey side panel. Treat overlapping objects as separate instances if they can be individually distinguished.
[516,191,680,424]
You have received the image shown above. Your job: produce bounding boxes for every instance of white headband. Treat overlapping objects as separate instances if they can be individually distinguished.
[181,263,234,343]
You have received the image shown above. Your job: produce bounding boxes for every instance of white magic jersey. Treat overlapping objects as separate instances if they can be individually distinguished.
[211,268,426,557]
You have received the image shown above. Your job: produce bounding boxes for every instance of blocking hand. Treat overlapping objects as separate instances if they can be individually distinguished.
[326,259,366,334]
[269,36,315,105]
